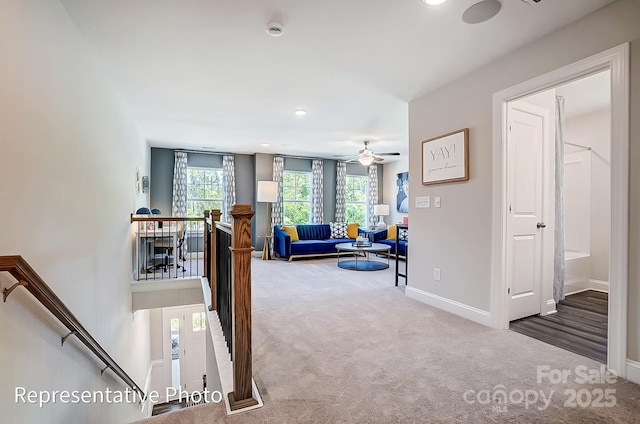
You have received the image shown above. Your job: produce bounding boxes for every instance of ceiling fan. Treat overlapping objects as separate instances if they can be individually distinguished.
[334,141,400,166]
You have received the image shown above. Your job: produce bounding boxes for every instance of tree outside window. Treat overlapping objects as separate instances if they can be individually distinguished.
[345,175,367,225]
[283,171,311,224]
[186,167,223,217]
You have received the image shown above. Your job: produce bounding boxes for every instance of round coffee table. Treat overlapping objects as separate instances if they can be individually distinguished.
[335,242,391,271]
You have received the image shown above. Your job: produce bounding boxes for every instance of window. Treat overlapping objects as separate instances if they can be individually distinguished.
[192,312,207,332]
[345,175,367,225]
[283,171,311,224]
[186,167,223,217]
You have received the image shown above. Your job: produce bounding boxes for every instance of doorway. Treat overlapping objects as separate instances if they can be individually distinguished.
[491,44,629,376]
[162,304,208,398]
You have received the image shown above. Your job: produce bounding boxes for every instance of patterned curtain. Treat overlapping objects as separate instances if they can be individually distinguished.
[310,159,324,223]
[367,165,379,227]
[222,155,236,223]
[335,161,346,222]
[172,151,188,217]
[271,156,284,229]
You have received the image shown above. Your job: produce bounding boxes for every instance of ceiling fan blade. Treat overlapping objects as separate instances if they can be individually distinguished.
[373,156,385,162]
[375,152,401,156]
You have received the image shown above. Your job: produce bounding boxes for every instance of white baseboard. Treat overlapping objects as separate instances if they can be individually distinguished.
[141,360,163,418]
[625,359,640,384]
[541,299,557,316]
[405,286,492,327]
[564,279,609,296]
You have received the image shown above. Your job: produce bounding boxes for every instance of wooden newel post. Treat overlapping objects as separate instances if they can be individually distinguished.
[228,204,258,410]
[205,209,222,311]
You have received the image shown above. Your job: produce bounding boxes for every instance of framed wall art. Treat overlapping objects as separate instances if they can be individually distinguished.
[422,128,469,185]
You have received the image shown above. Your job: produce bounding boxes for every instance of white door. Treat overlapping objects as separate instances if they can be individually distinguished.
[507,101,549,321]
[182,305,207,393]
[162,305,207,398]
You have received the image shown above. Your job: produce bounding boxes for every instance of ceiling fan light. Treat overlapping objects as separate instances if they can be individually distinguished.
[423,0,447,5]
[358,155,375,166]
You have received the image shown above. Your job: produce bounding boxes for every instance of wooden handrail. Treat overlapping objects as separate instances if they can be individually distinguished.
[130,214,205,223]
[1,256,145,400]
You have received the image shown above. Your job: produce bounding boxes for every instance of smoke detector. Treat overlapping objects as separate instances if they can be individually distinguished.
[266,22,284,37]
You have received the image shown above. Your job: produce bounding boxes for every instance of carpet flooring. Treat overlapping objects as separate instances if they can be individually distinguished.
[135,258,640,424]
[510,291,608,363]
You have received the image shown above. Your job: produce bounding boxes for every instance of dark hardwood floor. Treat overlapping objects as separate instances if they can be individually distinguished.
[510,290,608,363]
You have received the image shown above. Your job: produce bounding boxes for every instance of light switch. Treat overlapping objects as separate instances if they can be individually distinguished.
[434,196,441,208]
[415,196,430,208]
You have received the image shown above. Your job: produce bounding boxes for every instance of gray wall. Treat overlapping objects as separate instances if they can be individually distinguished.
[151,149,383,251]
[150,148,174,215]
[406,0,640,359]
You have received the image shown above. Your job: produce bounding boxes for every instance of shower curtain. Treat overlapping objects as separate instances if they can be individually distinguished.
[554,96,566,304]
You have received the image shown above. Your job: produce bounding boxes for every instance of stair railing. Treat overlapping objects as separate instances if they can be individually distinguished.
[1,255,145,400]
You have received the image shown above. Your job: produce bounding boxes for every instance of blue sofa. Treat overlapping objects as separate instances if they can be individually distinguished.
[367,226,408,258]
[273,224,360,261]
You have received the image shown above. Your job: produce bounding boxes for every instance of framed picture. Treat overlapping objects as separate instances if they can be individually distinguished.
[422,128,469,185]
[396,172,409,213]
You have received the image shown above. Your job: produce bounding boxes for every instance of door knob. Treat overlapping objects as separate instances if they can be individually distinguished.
[537,222,546,229]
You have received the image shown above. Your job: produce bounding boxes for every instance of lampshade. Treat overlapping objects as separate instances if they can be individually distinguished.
[374,204,390,216]
[257,181,278,203]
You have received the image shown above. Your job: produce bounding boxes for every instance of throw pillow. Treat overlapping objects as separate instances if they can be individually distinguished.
[399,229,408,241]
[330,222,348,239]
[282,225,299,242]
[386,225,397,240]
[347,223,360,239]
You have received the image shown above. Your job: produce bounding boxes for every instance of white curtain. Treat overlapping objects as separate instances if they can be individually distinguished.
[172,151,188,217]
[367,165,379,228]
[335,161,347,222]
[554,96,566,304]
[271,156,284,228]
[222,155,236,223]
[310,159,324,223]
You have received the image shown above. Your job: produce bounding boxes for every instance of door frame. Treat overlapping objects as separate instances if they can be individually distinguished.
[490,43,629,376]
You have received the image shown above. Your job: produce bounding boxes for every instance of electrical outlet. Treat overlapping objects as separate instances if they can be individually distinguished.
[434,268,441,281]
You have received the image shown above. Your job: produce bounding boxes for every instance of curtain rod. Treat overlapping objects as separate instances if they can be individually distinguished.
[564,141,591,151]
[174,149,376,164]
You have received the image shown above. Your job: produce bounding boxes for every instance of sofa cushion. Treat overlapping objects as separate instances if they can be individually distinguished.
[347,223,360,239]
[330,222,348,239]
[386,225,397,240]
[282,225,299,241]
[296,224,331,240]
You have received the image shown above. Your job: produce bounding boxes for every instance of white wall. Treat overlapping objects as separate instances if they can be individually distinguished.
[407,0,640,357]
[0,1,151,422]
[382,159,409,225]
[564,108,611,282]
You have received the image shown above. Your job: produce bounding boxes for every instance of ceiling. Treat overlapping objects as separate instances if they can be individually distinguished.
[60,0,615,162]
[556,70,611,119]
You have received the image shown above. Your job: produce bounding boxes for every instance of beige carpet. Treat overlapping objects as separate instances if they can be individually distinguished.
[136,257,640,423]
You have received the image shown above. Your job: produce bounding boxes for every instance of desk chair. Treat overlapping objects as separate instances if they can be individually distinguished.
[153,225,186,273]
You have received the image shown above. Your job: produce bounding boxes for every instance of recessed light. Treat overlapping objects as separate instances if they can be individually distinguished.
[423,0,447,5]
[294,109,307,116]
[261,143,270,147]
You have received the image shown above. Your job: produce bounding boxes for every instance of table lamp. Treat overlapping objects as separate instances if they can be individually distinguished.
[374,204,390,230]
[257,181,279,260]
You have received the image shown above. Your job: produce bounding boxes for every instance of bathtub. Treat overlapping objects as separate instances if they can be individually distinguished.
[564,251,591,294]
